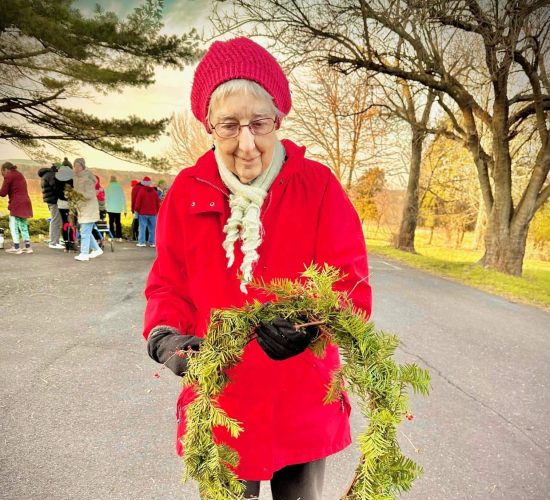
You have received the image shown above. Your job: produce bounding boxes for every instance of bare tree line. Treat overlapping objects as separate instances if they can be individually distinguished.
[195,0,550,277]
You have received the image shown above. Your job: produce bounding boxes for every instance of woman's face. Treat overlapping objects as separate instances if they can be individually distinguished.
[210,91,277,184]
[73,162,83,173]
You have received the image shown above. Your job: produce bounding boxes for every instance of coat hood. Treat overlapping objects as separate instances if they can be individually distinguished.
[55,166,74,182]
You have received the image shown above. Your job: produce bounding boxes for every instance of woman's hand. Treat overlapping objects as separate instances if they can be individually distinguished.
[147,326,203,376]
[256,317,319,361]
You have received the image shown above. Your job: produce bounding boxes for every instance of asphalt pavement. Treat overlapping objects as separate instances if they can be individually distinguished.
[0,243,548,499]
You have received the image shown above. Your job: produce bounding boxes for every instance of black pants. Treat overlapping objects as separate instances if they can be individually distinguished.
[108,212,122,238]
[243,459,325,500]
[131,216,139,241]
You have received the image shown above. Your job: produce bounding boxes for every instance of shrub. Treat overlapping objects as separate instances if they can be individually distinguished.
[0,216,49,237]
[27,218,49,235]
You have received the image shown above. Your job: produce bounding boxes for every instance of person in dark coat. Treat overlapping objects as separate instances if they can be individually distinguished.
[38,163,64,249]
[134,176,160,247]
[55,165,74,251]
[0,162,33,254]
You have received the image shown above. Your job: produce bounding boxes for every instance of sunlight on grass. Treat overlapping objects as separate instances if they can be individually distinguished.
[0,194,50,219]
[367,237,550,310]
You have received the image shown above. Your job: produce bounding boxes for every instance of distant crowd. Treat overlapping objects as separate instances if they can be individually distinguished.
[0,157,170,261]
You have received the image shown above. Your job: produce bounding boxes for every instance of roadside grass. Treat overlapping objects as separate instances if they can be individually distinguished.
[367,237,550,310]
[0,193,50,219]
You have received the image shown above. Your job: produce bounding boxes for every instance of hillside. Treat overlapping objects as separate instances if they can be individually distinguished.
[0,160,177,219]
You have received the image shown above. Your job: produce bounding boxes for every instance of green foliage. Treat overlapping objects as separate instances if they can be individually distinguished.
[529,202,550,251]
[0,0,203,168]
[350,168,386,223]
[27,217,49,236]
[0,215,49,236]
[64,185,85,217]
[419,134,479,240]
[182,265,431,498]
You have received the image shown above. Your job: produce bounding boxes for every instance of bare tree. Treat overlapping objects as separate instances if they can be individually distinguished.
[380,79,437,251]
[166,111,212,170]
[283,63,386,190]
[214,0,550,276]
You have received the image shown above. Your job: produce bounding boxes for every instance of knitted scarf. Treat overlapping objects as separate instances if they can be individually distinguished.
[215,140,286,293]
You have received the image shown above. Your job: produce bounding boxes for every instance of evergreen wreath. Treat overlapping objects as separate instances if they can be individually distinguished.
[181,265,431,499]
[64,185,86,222]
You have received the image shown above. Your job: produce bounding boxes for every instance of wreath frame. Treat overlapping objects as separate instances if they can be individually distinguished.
[181,265,430,499]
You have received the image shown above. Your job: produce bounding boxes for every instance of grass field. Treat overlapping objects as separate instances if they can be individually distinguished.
[366,230,550,310]
[0,195,135,223]
[0,193,50,219]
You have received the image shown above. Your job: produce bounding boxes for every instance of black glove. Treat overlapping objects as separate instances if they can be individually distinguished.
[256,317,319,361]
[147,326,203,376]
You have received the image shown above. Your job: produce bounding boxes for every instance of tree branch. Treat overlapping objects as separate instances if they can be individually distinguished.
[0,49,50,62]
[535,182,550,212]
[0,90,65,113]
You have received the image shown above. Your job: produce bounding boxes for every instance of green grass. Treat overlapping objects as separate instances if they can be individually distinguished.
[0,196,136,222]
[367,238,550,310]
[0,193,50,219]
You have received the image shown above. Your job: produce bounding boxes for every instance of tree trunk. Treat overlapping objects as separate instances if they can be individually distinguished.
[481,98,519,273]
[395,129,424,252]
[427,226,434,245]
[472,193,486,250]
[482,221,529,275]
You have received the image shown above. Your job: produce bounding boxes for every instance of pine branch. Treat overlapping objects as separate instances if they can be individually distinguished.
[181,265,431,498]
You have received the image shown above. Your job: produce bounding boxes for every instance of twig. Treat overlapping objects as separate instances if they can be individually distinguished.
[294,320,326,329]
[400,430,420,454]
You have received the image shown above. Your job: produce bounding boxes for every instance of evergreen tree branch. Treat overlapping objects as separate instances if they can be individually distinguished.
[180,265,431,498]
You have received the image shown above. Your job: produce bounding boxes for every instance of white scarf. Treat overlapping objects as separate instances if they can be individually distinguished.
[215,140,286,293]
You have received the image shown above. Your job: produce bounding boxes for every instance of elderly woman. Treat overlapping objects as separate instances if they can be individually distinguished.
[143,38,371,499]
[72,158,103,262]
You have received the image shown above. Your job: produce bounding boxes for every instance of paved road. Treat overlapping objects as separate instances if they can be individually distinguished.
[1,244,549,499]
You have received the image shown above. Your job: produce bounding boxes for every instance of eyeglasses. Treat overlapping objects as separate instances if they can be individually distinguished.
[210,117,277,139]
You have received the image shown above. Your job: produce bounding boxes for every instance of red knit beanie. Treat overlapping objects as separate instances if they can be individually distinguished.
[191,37,292,130]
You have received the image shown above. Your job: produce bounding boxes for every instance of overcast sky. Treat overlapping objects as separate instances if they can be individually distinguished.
[0,0,214,172]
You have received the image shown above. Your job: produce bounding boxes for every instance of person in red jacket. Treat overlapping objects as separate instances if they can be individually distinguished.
[134,176,160,247]
[1,162,33,254]
[143,38,372,499]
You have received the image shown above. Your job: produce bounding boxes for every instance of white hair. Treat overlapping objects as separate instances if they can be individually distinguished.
[207,79,285,125]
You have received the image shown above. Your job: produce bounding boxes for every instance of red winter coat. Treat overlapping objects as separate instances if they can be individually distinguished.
[131,183,143,212]
[134,186,160,216]
[0,169,33,219]
[143,140,372,480]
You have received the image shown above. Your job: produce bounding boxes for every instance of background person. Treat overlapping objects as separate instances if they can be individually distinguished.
[55,164,75,252]
[38,162,64,249]
[72,158,102,262]
[1,162,33,254]
[95,175,106,220]
[134,176,159,248]
[156,179,169,203]
[142,38,371,500]
[105,175,127,241]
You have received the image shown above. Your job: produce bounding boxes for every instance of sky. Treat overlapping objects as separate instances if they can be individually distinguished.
[0,0,214,172]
